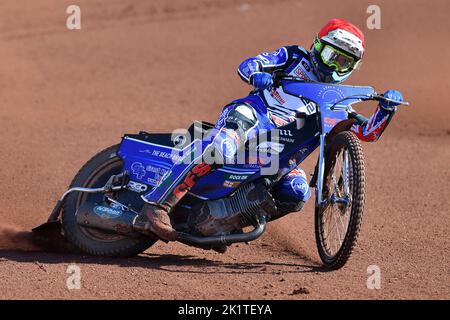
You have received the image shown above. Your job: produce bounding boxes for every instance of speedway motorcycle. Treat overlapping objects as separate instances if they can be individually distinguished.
[33,75,408,269]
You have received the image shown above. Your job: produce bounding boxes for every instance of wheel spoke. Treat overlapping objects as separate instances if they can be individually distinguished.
[333,213,342,250]
[343,150,350,196]
[316,132,364,268]
[321,146,355,257]
[338,212,347,238]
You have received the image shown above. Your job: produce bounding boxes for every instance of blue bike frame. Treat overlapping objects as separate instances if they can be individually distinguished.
[282,80,375,205]
[117,79,405,209]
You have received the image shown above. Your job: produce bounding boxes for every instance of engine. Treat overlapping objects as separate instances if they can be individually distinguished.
[188,182,276,236]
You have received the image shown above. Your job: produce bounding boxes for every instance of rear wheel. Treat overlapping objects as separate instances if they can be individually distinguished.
[62,145,157,257]
[315,131,365,269]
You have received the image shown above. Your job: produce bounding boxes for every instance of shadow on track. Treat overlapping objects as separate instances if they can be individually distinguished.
[0,250,331,275]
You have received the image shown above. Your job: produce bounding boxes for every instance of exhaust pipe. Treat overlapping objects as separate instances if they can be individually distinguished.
[76,202,146,235]
[177,216,267,246]
[76,202,267,246]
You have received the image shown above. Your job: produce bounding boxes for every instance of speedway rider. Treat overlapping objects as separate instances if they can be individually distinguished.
[139,19,404,241]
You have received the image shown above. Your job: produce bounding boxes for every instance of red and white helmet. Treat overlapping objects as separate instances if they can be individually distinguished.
[312,19,365,82]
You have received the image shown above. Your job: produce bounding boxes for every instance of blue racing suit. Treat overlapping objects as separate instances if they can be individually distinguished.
[143,45,395,215]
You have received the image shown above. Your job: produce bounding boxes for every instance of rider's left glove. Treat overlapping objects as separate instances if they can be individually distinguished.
[380,90,404,111]
[250,72,273,91]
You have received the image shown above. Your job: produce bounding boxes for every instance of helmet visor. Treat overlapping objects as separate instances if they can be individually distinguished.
[319,45,360,73]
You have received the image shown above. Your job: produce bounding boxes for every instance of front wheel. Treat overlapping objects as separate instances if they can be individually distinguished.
[315,131,365,269]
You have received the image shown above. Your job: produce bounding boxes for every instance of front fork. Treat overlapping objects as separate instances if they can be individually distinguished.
[315,133,350,208]
[316,133,326,206]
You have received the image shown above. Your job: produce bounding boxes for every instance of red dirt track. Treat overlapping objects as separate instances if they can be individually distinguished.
[0,0,449,299]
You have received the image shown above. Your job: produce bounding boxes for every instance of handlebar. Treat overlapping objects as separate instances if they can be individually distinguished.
[371,94,409,106]
[271,72,409,107]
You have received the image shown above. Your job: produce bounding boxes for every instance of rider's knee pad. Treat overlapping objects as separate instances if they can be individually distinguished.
[275,170,311,201]
[272,169,311,214]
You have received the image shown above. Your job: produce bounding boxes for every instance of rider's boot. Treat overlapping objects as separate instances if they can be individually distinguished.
[140,162,214,241]
[140,200,177,242]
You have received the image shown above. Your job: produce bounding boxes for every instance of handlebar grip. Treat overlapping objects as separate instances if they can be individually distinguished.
[373,94,409,106]
[272,72,286,88]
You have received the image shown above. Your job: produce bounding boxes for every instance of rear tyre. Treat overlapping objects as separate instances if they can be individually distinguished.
[315,131,365,269]
[62,145,157,257]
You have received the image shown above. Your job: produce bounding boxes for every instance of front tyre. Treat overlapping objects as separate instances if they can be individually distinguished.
[315,131,365,269]
[62,145,157,257]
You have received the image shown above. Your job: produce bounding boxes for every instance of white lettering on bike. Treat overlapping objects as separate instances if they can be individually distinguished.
[280,129,293,136]
[127,181,148,193]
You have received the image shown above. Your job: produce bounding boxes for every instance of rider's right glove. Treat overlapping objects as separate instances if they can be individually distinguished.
[250,72,273,91]
[379,90,404,112]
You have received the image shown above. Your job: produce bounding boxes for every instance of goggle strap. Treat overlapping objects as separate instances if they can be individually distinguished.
[314,35,322,52]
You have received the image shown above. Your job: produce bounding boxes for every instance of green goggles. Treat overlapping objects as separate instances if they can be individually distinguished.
[314,38,361,73]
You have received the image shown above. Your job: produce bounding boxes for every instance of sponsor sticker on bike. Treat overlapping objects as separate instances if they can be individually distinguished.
[93,206,122,219]
[223,173,250,181]
[223,180,241,188]
[256,141,285,154]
